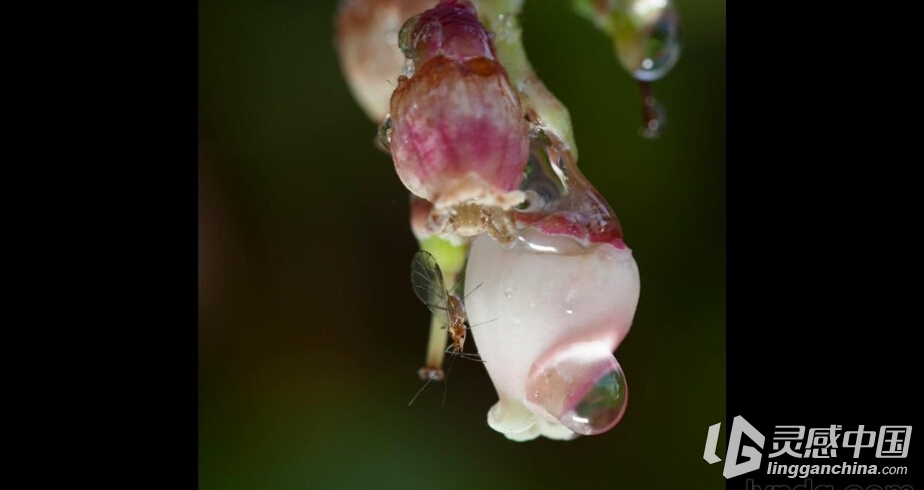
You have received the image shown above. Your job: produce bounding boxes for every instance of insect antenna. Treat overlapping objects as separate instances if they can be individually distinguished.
[408,366,446,407]
[408,375,437,406]
[458,353,485,363]
[462,281,484,302]
[464,318,497,330]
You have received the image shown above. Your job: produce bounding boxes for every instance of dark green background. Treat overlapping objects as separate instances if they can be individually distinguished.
[199,0,725,488]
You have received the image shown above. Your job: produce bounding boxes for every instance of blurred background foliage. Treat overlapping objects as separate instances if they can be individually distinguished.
[199,0,725,488]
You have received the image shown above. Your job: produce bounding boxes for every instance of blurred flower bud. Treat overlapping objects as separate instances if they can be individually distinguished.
[335,0,436,122]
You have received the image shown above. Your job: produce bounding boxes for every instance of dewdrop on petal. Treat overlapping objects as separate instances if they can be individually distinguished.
[387,0,530,213]
[526,341,628,436]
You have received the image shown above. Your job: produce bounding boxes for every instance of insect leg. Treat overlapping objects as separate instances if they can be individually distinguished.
[442,353,459,407]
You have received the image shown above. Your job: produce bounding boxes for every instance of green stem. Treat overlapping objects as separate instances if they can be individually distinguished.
[473,0,580,161]
[418,235,469,370]
[424,303,449,369]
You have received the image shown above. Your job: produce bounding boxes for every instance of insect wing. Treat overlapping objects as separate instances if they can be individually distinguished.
[410,250,449,315]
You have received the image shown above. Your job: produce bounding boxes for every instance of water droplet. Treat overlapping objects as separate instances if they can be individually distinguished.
[398,15,420,55]
[566,309,573,315]
[514,227,587,255]
[612,0,682,82]
[402,59,415,78]
[510,131,625,248]
[516,133,568,207]
[504,287,514,298]
[378,114,393,150]
[527,342,628,436]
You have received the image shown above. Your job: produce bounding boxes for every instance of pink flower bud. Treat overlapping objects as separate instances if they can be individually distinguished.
[387,0,530,211]
[399,0,497,67]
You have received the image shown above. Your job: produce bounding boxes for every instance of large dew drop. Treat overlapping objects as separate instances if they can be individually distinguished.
[511,130,625,248]
[612,0,682,82]
[526,341,628,436]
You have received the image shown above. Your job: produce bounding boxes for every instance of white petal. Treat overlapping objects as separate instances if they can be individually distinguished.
[465,232,640,439]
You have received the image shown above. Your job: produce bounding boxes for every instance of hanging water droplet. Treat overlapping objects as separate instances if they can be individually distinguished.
[638,81,667,139]
[378,114,393,151]
[527,341,628,436]
[563,360,627,435]
[612,0,682,82]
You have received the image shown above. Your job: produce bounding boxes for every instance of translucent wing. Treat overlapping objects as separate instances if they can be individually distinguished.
[410,250,449,316]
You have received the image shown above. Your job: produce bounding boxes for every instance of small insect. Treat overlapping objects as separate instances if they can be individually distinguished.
[407,250,493,406]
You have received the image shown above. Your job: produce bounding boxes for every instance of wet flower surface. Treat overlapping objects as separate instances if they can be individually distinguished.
[388,56,529,210]
[464,226,639,441]
[386,0,530,212]
[334,0,674,442]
